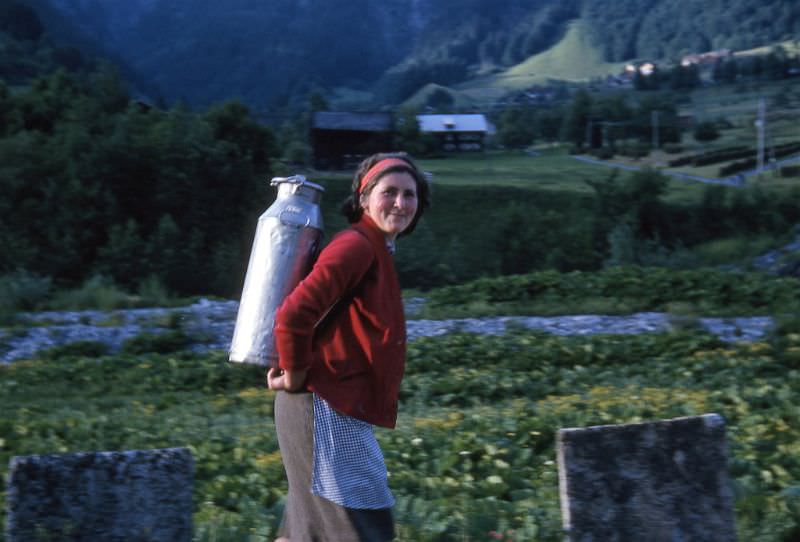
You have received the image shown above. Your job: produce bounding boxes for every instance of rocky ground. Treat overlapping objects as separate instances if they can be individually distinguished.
[5,228,799,364]
[0,298,775,364]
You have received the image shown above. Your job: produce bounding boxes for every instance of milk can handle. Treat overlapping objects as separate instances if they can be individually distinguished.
[270,175,325,193]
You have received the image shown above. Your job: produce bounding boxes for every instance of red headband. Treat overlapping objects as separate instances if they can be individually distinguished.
[358,158,410,194]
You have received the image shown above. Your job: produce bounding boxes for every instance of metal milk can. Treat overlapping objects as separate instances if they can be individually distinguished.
[229,175,324,366]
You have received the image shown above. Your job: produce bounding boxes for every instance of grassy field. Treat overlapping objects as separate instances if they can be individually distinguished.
[414,148,732,205]
[454,20,625,102]
[417,149,604,192]
[2,310,799,540]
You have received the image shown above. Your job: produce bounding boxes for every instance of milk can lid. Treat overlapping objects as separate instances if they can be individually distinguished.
[270,175,325,193]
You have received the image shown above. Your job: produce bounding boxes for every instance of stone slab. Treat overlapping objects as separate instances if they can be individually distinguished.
[557,413,736,542]
[6,447,193,542]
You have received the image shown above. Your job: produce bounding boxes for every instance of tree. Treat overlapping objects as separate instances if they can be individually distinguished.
[669,64,700,90]
[693,121,720,143]
[307,91,329,112]
[394,107,428,156]
[0,1,43,41]
[560,89,592,149]
[426,88,454,111]
[96,220,146,287]
[497,106,537,148]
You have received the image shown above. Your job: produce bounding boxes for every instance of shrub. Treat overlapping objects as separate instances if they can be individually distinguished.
[616,144,649,159]
[49,275,133,311]
[39,341,109,359]
[0,269,52,312]
[693,121,720,142]
[591,147,615,159]
[283,140,310,165]
[137,275,173,307]
[719,158,757,177]
[780,165,800,178]
[121,330,193,355]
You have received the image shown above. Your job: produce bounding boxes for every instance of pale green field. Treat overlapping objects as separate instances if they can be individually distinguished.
[416,148,714,204]
[416,149,604,192]
[455,20,625,102]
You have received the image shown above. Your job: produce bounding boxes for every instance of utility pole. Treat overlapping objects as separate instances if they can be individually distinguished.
[756,97,765,172]
[651,110,659,150]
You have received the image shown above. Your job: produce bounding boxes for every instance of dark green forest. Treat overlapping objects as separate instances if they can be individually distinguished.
[0,69,278,296]
[1,5,279,296]
[583,0,799,61]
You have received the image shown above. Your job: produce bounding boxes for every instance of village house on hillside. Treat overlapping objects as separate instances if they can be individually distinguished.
[681,49,733,67]
[310,111,394,170]
[416,113,491,152]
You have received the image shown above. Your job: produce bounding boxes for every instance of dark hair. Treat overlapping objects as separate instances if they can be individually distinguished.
[339,152,430,236]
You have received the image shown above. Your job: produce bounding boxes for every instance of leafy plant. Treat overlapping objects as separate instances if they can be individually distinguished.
[2,326,799,539]
[0,269,52,313]
[120,330,193,355]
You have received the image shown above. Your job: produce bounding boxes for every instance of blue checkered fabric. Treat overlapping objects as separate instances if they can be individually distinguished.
[311,394,395,509]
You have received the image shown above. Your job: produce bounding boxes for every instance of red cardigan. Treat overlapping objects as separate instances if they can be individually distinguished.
[274,214,406,428]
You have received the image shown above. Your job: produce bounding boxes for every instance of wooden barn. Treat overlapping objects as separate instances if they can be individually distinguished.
[416,114,490,152]
[311,111,395,170]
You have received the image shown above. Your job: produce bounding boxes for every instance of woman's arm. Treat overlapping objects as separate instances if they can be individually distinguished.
[274,230,374,373]
[267,367,308,391]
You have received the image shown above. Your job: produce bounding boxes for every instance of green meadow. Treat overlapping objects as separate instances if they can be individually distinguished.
[2,269,800,540]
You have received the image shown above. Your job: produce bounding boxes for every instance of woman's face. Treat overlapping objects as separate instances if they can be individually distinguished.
[360,171,418,240]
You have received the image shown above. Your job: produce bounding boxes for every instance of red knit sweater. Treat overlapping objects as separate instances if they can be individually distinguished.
[273,214,406,428]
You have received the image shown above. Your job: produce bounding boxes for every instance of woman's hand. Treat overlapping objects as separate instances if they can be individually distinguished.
[267,367,308,392]
[266,367,285,390]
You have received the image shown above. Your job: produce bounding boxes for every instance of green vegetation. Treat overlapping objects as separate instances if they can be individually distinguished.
[2,319,799,540]
[467,20,626,94]
[416,149,603,191]
[3,6,800,540]
[419,267,800,319]
[5,143,799,303]
[0,67,278,299]
[0,1,90,84]
[3,0,799,305]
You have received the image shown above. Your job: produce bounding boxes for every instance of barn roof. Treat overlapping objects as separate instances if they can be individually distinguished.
[312,111,394,132]
[417,114,489,133]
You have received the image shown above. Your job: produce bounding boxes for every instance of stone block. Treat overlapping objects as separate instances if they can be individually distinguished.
[6,447,194,542]
[557,413,736,542]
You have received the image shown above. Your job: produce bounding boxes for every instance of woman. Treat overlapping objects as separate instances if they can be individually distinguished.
[267,152,430,541]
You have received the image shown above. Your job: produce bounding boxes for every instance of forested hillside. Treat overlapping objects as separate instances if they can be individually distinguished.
[583,0,799,61]
[0,0,89,83]
[22,0,800,107]
[0,0,800,302]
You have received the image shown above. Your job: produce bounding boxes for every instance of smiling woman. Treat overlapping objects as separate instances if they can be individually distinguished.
[358,162,420,242]
[267,152,430,541]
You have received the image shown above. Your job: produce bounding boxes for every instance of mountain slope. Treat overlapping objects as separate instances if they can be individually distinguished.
[23,0,800,109]
[496,20,624,86]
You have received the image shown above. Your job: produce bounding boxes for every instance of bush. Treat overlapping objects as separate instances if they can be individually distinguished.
[120,330,193,355]
[49,275,133,311]
[693,121,720,142]
[137,275,174,307]
[283,140,310,165]
[780,165,800,178]
[39,341,109,359]
[0,269,52,312]
[719,158,757,177]
[591,147,615,159]
[616,144,649,159]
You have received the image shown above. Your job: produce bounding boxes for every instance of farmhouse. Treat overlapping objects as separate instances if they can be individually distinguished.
[311,111,394,170]
[416,114,490,152]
